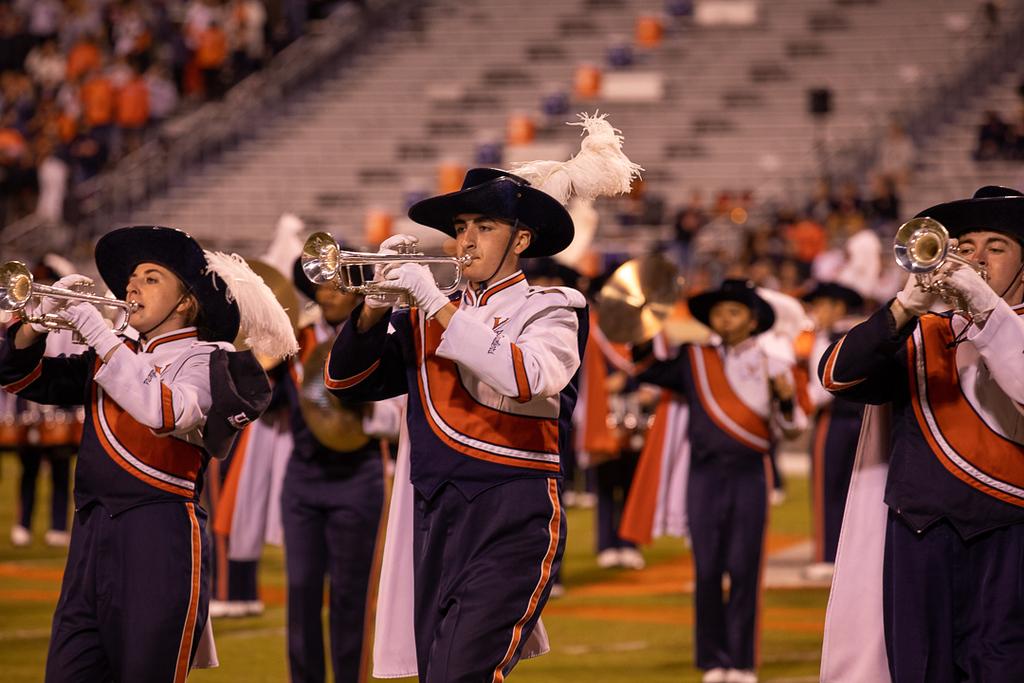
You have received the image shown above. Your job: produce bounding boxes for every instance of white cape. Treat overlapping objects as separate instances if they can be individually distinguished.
[819,403,891,682]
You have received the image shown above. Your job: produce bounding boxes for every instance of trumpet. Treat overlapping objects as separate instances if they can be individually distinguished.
[893,217,987,314]
[0,261,137,339]
[300,232,470,308]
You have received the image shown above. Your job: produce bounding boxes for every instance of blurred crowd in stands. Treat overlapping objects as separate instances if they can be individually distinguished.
[0,0,349,227]
[974,80,1024,161]
[605,164,908,309]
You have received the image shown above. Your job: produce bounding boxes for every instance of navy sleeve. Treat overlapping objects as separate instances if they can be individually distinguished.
[0,323,94,406]
[325,304,409,402]
[817,303,912,405]
[633,344,690,396]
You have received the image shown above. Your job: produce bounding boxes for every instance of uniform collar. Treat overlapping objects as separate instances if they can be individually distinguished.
[140,326,198,353]
[461,270,527,308]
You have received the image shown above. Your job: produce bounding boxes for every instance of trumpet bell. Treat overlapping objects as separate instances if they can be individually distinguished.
[0,261,33,311]
[894,217,949,274]
[301,232,341,285]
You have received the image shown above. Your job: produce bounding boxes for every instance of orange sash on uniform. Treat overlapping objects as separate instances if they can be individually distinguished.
[688,346,772,454]
[907,315,1024,507]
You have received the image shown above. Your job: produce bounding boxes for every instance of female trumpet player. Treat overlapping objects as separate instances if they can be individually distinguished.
[0,226,294,682]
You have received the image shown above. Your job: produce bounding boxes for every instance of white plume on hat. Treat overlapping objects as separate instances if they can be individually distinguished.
[204,251,299,360]
[261,213,306,278]
[43,253,76,278]
[508,112,643,205]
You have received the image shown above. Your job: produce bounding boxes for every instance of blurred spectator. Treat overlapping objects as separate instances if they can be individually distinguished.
[974,110,1010,160]
[228,0,267,79]
[805,178,836,224]
[145,63,178,122]
[25,39,65,94]
[194,19,229,99]
[17,0,63,43]
[867,173,901,225]
[35,138,68,225]
[672,190,707,266]
[875,120,916,190]
[784,216,827,266]
[115,64,149,154]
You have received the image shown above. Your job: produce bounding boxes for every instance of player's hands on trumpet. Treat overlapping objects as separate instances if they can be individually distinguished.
[24,274,94,333]
[364,234,420,310]
[58,302,121,361]
[383,263,450,319]
[943,264,999,320]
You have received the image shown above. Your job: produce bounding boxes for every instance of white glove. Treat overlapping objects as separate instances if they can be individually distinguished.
[59,302,121,359]
[944,265,1000,317]
[364,234,421,310]
[895,273,939,317]
[24,274,94,333]
[384,263,450,318]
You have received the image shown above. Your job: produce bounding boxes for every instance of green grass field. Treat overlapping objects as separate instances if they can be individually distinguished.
[0,453,826,682]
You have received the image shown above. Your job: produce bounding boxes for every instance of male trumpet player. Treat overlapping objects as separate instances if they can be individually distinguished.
[819,186,1024,682]
[326,170,588,681]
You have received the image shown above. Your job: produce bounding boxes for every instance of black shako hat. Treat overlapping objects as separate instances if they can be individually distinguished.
[801,281,864,310]
[407,168,575,258]
[915,185,1024,243]
[688,279,776,334]
[95,226,241,343]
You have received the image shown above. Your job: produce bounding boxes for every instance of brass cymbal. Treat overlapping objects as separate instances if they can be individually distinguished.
[299,341,371,453]
[597,255,682,344]
[233,259,300,369]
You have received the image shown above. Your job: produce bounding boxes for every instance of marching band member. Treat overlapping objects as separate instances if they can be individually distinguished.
[799,281,864,580]
[631,279,807,683]
[9,257,84,548]
[280,250,399,683]
[326,114,640,681]
[0,226,295,682]
[819,186,1024,682]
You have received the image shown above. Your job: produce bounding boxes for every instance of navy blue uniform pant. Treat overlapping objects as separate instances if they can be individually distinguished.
[883,513,1024,683]
[811,410,860,563]
[413,477,565,683]
[17,445,72,531]
[45,501,209,682]
[281,453,384,683]
[595,450,639,552]
[687,457,768,671]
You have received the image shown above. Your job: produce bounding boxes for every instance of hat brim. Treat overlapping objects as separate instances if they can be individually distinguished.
[408,177,575,258]
[689,290,776,334]
[801,282,863,309]
[96,226,240,343]
[916,195,1024,242]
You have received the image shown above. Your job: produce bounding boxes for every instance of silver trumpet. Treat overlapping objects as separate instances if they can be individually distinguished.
[0,260,137,340]
[893,217,987,315]
[300,232,470,308]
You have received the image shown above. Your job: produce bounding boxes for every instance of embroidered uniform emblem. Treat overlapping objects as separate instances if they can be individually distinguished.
[228,412,253,429]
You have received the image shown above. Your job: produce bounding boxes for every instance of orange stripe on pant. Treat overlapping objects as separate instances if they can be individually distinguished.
[491,479,561,682]
[174,502,202,683]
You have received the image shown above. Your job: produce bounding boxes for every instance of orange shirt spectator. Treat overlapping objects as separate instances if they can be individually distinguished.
[784,219,827,264]
[195,25,228,69]
[116,76,150,129]
[0,128,28,162]
[66,40,102,82]
[81,75,116,127]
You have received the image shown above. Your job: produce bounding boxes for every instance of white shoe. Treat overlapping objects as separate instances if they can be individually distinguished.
[562,490,578,507]
[44,529,70,547]
[618,547,646,570]
[243,600,265,617]
[10,525,30,547]
[702,668,729,683]
[770,488,787,506]
[576,492,597,509]
[596,548,621,568]
[726,669,758,683]
[548,583,566,599]
[209,600,249,618]
[803,562,835,582]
